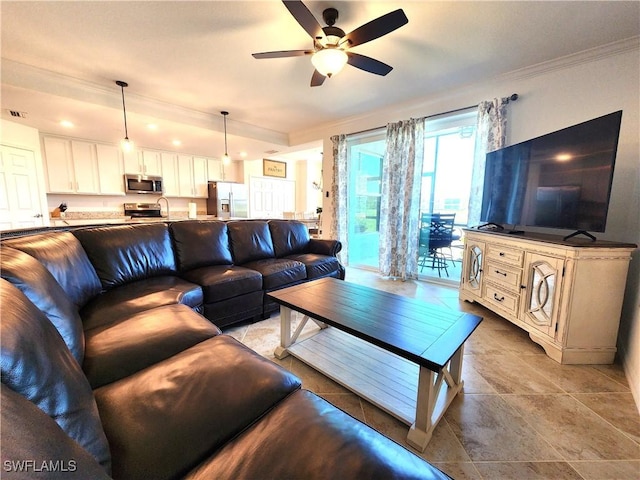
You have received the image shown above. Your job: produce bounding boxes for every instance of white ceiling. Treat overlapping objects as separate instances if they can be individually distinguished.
[1,1,639,161]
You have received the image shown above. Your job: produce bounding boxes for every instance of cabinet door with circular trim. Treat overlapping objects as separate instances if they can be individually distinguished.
[522,253,564,338]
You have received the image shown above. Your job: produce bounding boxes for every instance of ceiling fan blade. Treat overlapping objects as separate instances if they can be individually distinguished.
[282,1,324,39]
[346,52,393,76]
[342,9,408,48]
[310,69,326,87]
[252,50,312,59]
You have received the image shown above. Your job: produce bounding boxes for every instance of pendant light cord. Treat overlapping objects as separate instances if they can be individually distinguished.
[116,80,130,140]
[222,111,229,156]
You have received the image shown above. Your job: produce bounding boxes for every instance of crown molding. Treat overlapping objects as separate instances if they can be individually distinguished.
[497,36,639,82]
[1,59,289,146]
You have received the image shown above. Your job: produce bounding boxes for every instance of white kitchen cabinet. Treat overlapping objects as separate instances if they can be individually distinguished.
[42,136,75,193]
[95,144,125,195]
[207,158,222,181]
[160,152,180,196]
[42,137,100,194]
[459,229,635,364]
[124,149,162,176]
[192,156,208,198]
[178,154,194,197]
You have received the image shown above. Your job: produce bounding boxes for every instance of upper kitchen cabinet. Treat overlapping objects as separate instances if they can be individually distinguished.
[177,155,208,198]
[192,156,208,197]
[42,136,99,194]
[207,158,222,181]
[124,149,162,176]
[161,152,180,196]
[95,144,125,195]
[207,158,243,183]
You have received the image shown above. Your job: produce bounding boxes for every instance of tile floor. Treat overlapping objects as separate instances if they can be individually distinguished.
[225,268,640,480]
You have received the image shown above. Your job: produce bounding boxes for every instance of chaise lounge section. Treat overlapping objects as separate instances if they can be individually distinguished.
[0,219,450,479]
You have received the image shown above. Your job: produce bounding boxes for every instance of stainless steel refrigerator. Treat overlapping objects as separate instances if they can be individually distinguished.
[207,182,247,218]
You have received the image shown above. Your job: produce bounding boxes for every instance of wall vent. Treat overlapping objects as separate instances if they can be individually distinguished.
[6,110,28,119]
[264,149,279,155]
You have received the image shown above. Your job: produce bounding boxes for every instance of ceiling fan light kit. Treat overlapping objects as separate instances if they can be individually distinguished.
[311,47,347,77]
[252,0,408,87]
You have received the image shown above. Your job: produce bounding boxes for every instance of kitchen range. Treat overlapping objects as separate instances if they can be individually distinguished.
[124,203,162,218]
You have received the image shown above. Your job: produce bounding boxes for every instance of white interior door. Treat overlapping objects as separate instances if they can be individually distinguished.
[0,145,45,230]
[249,176,295,218]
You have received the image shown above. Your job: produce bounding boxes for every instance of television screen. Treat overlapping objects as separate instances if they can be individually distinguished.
[480,110,622,233]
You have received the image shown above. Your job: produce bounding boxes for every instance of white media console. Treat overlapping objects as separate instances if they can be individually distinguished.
[459,229,636,364]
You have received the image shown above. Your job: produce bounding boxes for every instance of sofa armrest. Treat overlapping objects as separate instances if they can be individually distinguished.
[309,238,342,257]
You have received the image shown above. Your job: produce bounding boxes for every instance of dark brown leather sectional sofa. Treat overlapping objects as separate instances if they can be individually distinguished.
[0,219,450,479]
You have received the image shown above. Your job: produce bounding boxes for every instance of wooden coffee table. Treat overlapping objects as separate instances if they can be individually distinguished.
[268,277,482,452]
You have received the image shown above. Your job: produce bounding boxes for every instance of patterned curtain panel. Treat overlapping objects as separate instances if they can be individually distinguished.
[468,98,509,226]
[330,134,348,265]
[379,118,425,280]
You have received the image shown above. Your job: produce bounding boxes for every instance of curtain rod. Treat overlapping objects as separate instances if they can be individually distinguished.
[348,93,519,136]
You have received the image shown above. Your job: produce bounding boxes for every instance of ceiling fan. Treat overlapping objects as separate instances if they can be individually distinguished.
[252,0,408,87]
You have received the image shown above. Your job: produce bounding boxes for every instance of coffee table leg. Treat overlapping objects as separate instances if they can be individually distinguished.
[274,306,293,359]
[407,345,465,452]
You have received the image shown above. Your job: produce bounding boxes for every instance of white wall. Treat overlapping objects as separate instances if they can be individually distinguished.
[304,42,640,406]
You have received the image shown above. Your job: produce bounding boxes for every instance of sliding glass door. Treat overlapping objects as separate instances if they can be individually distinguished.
[344,112,477,280]
[347,133,385,269]
[419,112,477,283]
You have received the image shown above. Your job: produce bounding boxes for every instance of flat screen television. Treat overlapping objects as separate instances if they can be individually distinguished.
[479,110,622,239]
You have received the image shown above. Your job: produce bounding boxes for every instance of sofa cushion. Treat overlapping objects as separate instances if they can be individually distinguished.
[94,335,301,480]
[80,276,203,330]
[73,223,176,289]
[0,247,85,363]
[242,258,307,290]
[227,221,275,265]
[170,220,233,271]
[182,264,262,303]
[285,253,342,280]
[1,384,112,480]
[3,231,102,308]
[268,219,310,257]
[84,304,221,388]
[0,280,111,473]
[185,389,450,480]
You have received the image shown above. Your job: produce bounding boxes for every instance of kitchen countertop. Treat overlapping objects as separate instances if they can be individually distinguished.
[49,215,241,226]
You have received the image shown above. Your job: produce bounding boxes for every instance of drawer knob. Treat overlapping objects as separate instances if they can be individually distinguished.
[499,252,505,256]
[493,293,505,302]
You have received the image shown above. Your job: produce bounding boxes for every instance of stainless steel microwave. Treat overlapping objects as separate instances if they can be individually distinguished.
[124,174,163,194]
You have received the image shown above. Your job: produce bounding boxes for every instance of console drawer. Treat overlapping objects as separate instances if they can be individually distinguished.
[485,261,522,290]
[483,284,519,315]
[486,244,524,267]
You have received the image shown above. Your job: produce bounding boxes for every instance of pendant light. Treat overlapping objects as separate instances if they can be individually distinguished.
[221,111,231,165]
[116,80,134,153]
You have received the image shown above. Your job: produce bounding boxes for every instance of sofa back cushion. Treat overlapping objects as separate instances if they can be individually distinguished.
[3,231,102,309]
[0,280,111,473]
[1,384,111,479]
[170,220,232,271]
[1,247,85,363]
[227,221,275,265]
[268,220,311,257]
[74,223,177,289]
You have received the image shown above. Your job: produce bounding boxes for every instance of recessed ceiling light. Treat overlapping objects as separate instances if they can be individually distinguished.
[60,120,74,128]
[147,123,158,130]
[172,139,182,146]
[239,151,247,158]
